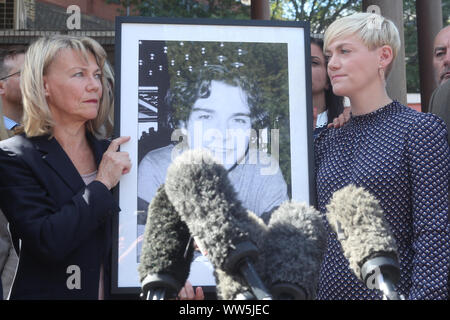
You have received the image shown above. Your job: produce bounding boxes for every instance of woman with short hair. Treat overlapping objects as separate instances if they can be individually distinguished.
[315,13,449,300]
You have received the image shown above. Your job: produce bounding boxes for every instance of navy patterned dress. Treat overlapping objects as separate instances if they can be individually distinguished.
[315,101,450,300]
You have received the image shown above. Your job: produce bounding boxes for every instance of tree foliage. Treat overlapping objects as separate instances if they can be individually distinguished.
[271,0,361,34]
[106,0,250,19]
[403,0,420,93]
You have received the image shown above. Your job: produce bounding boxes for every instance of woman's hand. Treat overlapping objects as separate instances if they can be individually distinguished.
[328,107,351,129]
[95,136,132,190]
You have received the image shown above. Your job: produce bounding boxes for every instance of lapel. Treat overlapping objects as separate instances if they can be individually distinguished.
[31,132,108,194]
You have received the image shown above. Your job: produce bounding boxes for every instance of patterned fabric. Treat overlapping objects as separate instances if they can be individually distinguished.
[315,101,450,300]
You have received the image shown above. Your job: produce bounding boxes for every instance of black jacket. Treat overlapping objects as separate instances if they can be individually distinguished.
[0,133,119,299]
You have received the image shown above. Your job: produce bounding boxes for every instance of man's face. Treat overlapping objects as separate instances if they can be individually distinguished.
[0,53,25,107]
[433,26,450,86]
[182,80,252,170]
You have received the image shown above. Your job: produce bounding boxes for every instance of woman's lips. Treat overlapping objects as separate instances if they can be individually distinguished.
[331,74,346,81]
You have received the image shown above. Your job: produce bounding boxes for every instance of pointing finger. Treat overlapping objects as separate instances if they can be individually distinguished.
[108,136,130,152]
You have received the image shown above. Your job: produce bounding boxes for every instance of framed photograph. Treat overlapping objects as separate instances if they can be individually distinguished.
[112,16,314,295]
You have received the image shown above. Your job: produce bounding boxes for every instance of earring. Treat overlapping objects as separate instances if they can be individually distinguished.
[378,65,385,80]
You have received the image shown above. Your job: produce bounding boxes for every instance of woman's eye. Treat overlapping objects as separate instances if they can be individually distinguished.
[94,73,102,79]
[73,72,83,77]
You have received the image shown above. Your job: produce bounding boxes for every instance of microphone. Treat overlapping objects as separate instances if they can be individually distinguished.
[326,184,403,300]
[137,184,194,300]
[164,149,272,300]
[214,210,269,300]
[262,201,326,299]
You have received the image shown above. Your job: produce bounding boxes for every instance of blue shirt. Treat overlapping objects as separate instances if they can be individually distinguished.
[315,101,450,300]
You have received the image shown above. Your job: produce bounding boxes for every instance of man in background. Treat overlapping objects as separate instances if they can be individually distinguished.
[0,46,26,133]
[429,25,450,295]
[429,25,450,143]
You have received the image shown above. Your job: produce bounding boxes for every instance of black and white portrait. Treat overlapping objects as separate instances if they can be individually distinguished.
[113,18,313,294]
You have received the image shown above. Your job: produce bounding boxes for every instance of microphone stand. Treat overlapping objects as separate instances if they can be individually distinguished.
[225,241,273,300]
[146,288,166,300]
[375,272,404,300]
[141,274,181,300]
[361,256,405,300]
[239,257,272,300]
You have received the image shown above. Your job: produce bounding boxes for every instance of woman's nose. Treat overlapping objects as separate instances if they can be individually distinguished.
[87,75,101,92]
[327,55,339,71]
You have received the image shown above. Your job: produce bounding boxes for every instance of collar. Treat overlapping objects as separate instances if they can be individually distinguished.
[315,111,328,129]
[31,132,108,193]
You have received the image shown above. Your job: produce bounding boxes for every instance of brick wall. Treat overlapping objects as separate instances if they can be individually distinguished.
[38,0,124,21]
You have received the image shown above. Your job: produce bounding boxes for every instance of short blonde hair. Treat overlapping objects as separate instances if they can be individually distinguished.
[21,35,112,138]
[324,12,401,78]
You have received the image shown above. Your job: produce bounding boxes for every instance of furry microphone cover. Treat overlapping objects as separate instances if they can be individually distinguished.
[326,184,398,280]
[214,210,269,300]
[165,149,255,271]
[263,201,327,299]
[137,184,194,288]
[164,149,267,299]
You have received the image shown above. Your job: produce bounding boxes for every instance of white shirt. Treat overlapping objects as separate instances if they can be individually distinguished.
[316,111,328,129]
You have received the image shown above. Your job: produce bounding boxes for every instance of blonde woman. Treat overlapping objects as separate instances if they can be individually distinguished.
[0,35,131,299]
[315,13,449,299]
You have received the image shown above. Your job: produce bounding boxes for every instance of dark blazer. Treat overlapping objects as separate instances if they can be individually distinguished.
[0,133,119,299]
[429,79,450,143]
